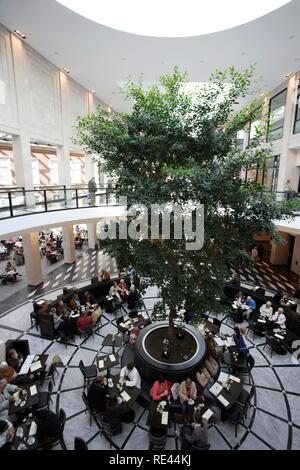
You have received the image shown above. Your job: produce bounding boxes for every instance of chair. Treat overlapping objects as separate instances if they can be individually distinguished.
[148,428,167,450]
[30,311,39,330]
[48,408,67,450]
[224,401,249,437]
[98,414,123,447]
[37,381,53,411]
[40,363,58,387]
[82,391,97,426]
[237,385,255,417]
[79,360,97,389]
[74,437,89,451]
[238,354,255,384]
[263,334,286,357]
[247,320,265,341]
[79,324,95,340]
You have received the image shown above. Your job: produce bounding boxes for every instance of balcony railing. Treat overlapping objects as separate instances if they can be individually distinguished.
[0,185,116,220]
[0,187,299,220]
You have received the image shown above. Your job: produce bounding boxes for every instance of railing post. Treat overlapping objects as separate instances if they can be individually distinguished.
[44,190,48,212]
[75,189,79,208]
[63,185,67,205]
[106,189,109,205]
[8,191,14,217]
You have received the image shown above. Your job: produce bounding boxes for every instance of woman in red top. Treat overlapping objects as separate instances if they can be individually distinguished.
[150,375,172,401]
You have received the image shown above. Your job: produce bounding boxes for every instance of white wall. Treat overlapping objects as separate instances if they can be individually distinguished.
[0,23,106,149]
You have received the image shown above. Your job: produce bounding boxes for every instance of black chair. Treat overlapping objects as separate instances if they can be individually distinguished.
[49,408,67,450]
[148,428,167,450]
[224,401,249,437]
[40,363,58,387]
[82,391,97,426]
[190,443,211,450]
[74,437,89,451]
[79,360,97,389]
[237,385,255,417]
[98,414,123,447]
[247,320,266,341]
[263,334,286,357]
[30,312,39,330]
[37,381,53,411]
[238,354,255,384]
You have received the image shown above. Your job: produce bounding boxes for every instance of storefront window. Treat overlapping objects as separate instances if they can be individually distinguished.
[294,84,300,134]
[245,155,280,191]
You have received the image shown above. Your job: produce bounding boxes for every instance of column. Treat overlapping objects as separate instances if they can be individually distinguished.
[12,134,35,207]
[87,222,98,250]
[270,232,290,265]
[56,144,72,203]
[22,231,43,286]
[62,224,76,264]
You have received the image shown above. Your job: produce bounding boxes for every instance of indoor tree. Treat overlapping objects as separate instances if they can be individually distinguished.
[75,66,298,328]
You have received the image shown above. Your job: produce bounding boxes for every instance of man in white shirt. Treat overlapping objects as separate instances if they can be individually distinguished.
[272,307,286,329]
[259,301,273,320]
[120,362,141,389]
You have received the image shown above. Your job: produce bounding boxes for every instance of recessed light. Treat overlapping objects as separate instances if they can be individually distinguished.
[286,72,293,77]
[14,29,26,39]
[122,57,126,61]
[61,67,70,74]
[289,35,295,40]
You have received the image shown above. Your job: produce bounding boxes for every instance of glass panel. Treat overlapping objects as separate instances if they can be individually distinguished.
[267,89,287,142]
[294,85,300,134]
[70,159,82,184]
[236,130,244,149]
[0,157,12,185]
[50,159,59,184]
[31,158,40,185]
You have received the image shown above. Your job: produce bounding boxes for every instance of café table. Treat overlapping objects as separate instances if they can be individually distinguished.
[207,373,242,410]
[96,353,120,375]
[223,350,248,371]
[147,400,170,429]
[203,320,220,335]
[9,384,39,416]
[102,334,123,354]
[18,354,49,376]
[108,374,140,410]
[13,417,39,451]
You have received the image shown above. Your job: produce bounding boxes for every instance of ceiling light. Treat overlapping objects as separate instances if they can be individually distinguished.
[260,93,265,97]
[61,67,70,74]
[90,89,96,94]
[57,0,291,37]
[285,72,293,77]
[14,29,26,39]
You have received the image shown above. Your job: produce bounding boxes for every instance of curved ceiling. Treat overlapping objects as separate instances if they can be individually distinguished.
[0,0,299,112]
[56,0,291,38]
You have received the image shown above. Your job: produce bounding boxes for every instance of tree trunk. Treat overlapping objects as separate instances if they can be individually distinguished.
[168,308,176,339]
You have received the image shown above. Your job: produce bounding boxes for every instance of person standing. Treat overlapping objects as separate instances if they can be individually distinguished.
[88,177,97,206]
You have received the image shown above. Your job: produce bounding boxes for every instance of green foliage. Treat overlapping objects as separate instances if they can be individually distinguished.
[75,67,299,314]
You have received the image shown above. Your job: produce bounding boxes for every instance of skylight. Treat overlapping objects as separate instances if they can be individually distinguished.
[57,0,291,37]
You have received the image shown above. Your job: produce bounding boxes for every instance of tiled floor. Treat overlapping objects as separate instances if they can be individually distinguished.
[0,283,299,450]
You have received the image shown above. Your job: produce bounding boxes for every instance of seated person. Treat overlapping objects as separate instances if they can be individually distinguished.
[82,291,94,305]
[118,279,129,303]
[50,307,63,330]
[150,375,172,401]
[56,300,69,317]
[273,290,283,303]
[127,285,140,310]
[90,304,102,324]
[77,311,93,333]
[243,296,256,320]
[195,367,213,390]
[100,270,110,281]
[120,362,141,389]
[178,411,208,450]
[69,293,81,310]
[103,396,123,427]
[59,312,77,338]
[6,349,24,373]
[233,327,249,357]
[0,379,20,420]
[87,376,108,413]
[272,307,287,329]
[0,419,15,450]
[204,356,219,377]
[35,409,61,449]
[178,378,197,416]
[259,301,273,320]
[128,327,139,350]
[234,291,245,305]
[0,363,17,383]
[109,281,119,297]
